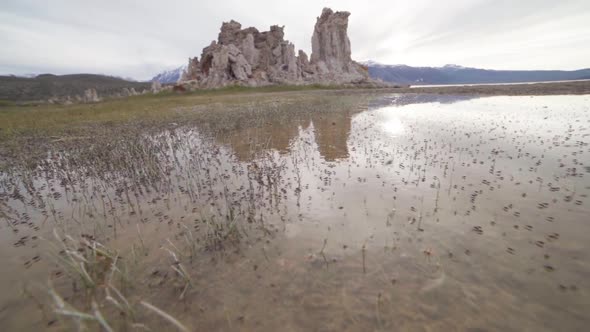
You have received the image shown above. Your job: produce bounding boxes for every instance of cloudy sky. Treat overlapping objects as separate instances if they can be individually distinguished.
[1,0,589,80]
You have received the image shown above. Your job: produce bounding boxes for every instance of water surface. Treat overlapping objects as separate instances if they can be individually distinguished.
[1,93,589,331]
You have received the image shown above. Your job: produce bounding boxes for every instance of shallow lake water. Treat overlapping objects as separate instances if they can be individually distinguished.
[1,93,589,331]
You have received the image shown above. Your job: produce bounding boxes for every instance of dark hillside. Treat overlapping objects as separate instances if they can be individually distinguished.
[0,74,150,101]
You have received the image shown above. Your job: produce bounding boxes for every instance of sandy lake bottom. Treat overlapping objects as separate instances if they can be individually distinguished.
[1,93,589,331]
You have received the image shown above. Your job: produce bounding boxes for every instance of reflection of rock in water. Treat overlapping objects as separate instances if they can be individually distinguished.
[214,95,364,162]
[218,112,353,162]
[311,112,351,161]
[221,120,302,161]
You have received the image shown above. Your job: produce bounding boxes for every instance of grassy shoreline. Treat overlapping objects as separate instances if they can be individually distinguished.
[1,79,589,158]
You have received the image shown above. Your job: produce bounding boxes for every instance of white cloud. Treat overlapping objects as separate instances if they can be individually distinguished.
[1,0,589,80]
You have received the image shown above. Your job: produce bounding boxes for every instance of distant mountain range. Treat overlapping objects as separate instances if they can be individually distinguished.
[0,74,150,102]
[5,60,589,101]
[151,62,590,85]
[151,65,186,84]
[362,61,590,85]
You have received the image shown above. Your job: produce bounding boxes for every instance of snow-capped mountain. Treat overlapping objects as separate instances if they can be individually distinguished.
[152,61,590,85]
[362,61,590,85]
[440,64,470,70]
[360,60,385,67]
[4,73,39,78]
[151,65,186,84]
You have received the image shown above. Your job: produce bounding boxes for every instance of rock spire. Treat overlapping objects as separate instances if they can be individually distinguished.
[180,8,383,88]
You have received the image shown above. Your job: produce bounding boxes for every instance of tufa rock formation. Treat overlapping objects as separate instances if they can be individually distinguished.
[44,87,152,105]
[83,88,101,103]
[151,80,162,93]
[180,8,384,88]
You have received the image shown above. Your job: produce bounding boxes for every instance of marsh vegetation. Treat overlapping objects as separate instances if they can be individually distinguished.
[0,90,589,331]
